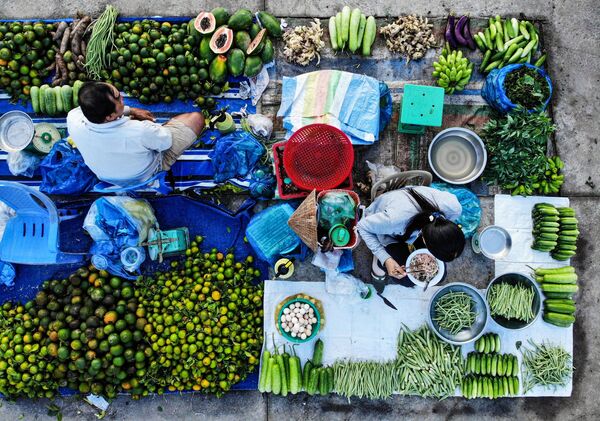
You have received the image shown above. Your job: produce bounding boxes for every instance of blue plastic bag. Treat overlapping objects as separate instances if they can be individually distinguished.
[481,64,552,114]
[379,82,393,132]
[209,131,264,183]
[39,140,98,195]
[431,182,481,239]
[83,197,158,279]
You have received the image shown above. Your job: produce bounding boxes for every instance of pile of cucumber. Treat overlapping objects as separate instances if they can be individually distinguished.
[328,7,377,55]
[531,203,579,261]
[258,339,334,396]
[30,80,83,116]
[534,266,578,327]
[462,332,521,398]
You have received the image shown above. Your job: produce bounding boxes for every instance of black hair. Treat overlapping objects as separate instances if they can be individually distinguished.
[78,82,118,123]
[397,188,465,262]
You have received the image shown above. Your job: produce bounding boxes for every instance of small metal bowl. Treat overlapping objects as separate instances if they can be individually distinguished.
[486,273,542,330]
[472,225,512,260]
[0,110,34,152]
[428,282,489,345]
[428,127,487,184]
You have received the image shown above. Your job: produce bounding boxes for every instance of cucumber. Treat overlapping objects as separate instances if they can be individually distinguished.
[265,356,275,393]
[361,16,376,56]
[289,356,301,394]
[535,266,575,275]
[328,17,338,50]
[30,86,40,113]
[502,377,509,397]
[512,356,519,377]
[326,367,334,393]
[258,350,271,392]
[494,335,500,352]
[512,377,520,395]
[356,14,367,49]
[53,86,64,113]
[505,357,513,380]
[348,8,361,53]
[341,6,351,43]
[544,291,575,299]
[544,311,575,325]
[335,13,343,50]
[302,361,312,390]
[312,339,324,367]
[72,80,84,107]
[60,85,73,112]
[307,367,319,395]
[271,362,281,395]
[559,217,578,224]
[277,354,288,396]
[544,300,576,314]
[541,284,579,294]
[44,86,57,116]
[319,368,328,395]
[491,355,497,376]
[543,273,578,284]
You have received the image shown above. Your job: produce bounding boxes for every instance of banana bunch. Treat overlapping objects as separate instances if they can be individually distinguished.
[432,43,473,94]
[477,15,546,73]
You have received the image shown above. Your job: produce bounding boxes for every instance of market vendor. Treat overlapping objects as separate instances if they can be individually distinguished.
[357,186,464,288]
[66,81,205,186]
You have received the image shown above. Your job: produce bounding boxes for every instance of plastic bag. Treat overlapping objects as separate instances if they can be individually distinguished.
[0,262,16,288]
[431,182,481,238]
[366,160,400,185]
[245,114,273,140]
[481,63,552,114]
[379,82,393,131]
[83,197,158,279]
[324,269,370,303]
[0,201,16,241]
[39,140,98,195]
[7,151,41,177]
[318,192,356,229]
[209,131,264,183]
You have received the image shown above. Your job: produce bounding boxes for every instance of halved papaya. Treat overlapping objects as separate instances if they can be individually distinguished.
[194,12,216,35]
[247,29,267,56]
[209,26,234,54]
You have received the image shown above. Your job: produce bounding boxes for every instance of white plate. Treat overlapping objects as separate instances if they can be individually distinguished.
[405,249,445,288]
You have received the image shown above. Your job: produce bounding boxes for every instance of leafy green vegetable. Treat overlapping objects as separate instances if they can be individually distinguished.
[504,67,550,110]
[482,108,556,191]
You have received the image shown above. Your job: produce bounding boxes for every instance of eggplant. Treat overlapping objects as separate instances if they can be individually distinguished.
[462,16,477,50]
[454,15,469,47]
[445,15,458,49]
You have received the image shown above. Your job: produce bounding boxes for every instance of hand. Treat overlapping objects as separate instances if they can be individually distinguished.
[130,107,155,122]
[384,258,406,279]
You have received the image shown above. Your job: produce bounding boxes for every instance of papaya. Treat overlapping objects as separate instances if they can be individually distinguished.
[249,23,261,38]
[234,31,252,52]
[260,37,274,63]
[211,7,230,27]
[199,36,215,61]
[227,9,253,31]
[209,26,233,54]
[227,48,245,77]
[209,55,228,83]
[194,12,216,35]
[258,11,282,37]
[247,29,266,55]
[61,85,73,112]
[244,56,263,78]
[72,80,83,107]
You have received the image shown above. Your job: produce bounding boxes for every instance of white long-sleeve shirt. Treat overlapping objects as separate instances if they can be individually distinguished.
[357,186,462,264]
[66,107,172,185]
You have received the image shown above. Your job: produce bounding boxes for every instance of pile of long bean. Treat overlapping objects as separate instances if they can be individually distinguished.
[433,291,476,334]
[488,282,535,322]
[333,360,398,400]
[521,340,572,393]
[395,326,465,399]
[85,5,118,79]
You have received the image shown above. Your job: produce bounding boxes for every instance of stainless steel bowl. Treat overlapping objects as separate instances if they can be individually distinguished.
[486,273,542,330]
[0,111,34,152]
[428,127,487,184]
[428,282,489,345]
[472,225,512,259]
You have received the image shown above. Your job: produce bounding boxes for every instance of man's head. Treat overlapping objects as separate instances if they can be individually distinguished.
[78,82,125,123]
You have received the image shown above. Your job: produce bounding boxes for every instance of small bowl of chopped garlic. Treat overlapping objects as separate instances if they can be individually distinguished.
[277,298,321,343]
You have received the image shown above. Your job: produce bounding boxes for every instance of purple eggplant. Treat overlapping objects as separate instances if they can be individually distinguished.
[454,15,469,47]
[462,16,477,50]
[445,16,458,49]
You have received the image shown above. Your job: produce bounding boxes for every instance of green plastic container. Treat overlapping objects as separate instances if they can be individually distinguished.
[277,298,321,343]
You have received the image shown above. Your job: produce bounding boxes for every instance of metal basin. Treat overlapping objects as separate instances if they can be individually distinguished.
[428,127,487,184]
[486,273,542,330]
[428,282,489,345]
[0,111,34,152]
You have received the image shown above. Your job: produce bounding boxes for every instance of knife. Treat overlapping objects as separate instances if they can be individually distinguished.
[377,292,398,310]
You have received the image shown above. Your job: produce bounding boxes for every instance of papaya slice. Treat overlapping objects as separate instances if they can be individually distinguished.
[209,26,233,54]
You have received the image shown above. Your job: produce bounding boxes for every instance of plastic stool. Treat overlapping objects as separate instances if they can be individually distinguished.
[398,84,445,134]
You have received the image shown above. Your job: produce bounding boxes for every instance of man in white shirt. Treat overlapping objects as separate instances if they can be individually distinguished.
[66,81,205,186]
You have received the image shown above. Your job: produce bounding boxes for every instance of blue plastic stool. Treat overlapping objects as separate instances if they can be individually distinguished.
[93,171,173,195]
[0,181,85,265]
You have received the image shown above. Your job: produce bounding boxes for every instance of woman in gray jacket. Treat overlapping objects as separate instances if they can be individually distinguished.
[357,186,464,288]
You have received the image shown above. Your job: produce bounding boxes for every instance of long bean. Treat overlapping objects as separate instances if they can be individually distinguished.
[521,340,572,393]
[488,282,535,322]
[85,5,119,79]
[433,291,476,335]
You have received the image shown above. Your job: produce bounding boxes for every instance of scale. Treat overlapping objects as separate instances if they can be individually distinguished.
[142,227,190,263]
[274,258,295,279]
[398,84,445,135]
[28,123,61,154]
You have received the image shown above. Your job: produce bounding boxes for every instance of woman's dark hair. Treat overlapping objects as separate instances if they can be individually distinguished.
[78,82,118,123]
[397,188,465,262]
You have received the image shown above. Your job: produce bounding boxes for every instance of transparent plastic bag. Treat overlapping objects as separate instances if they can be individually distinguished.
[318,192,356,229]
[366,160,400,185]
[7,151,41,177]
[0,201,16,241]
[324,269,370,303]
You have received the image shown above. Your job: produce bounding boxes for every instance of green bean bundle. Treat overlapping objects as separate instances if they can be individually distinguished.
[85,5,119,79]
[488,282,535,322]
[395,326,465,399]
[521,340,572,393]
[333,360,398,400]
[433,291,476,334]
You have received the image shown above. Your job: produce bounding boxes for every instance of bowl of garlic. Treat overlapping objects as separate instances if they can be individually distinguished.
[277,298,321,343]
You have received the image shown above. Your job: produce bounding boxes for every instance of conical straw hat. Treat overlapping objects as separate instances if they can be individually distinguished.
[288,190,318,251]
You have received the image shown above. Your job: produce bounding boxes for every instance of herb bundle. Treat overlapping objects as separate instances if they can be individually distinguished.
[482,108,556,193]
[504,66,550,110]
